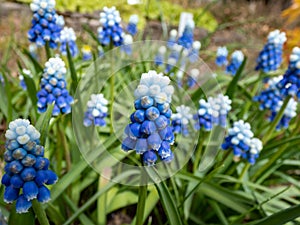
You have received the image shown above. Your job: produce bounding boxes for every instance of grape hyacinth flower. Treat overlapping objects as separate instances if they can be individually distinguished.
[81,45,92,61]
[221,120,262,164]
[215,46,228,67]
[187,68,200,88]
[59,27,78,57]
[255,30,286,73]
[2,119,58,213]
[97,6,124,47]
[178,20,194,50]
[19,69,33,90]
[121,70,175,165]
[28,0,63,48]
[171,105,192,136]
[165,44,184,73]
[189,41,201,63]
[121,34,133,55]
[193,99,213,131]
[167,29,178,49]
[277,47,300,98]
[209,94,232,128]
[127,14,138,36]
[84,94,108,127]
[37,57,73,116]
[226,50,244,76]
[154,46,167,66]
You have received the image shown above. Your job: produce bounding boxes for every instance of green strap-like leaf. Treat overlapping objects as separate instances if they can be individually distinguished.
[35,103,54,145]
[66,44,78,95]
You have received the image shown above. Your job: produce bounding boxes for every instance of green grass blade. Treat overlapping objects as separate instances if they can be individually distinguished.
[66,44,78,94]
[35,103,54,145]
[23,72,38,107]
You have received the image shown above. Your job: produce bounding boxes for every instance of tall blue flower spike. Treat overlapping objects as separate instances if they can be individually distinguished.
[209,94,232,128]
[59,27,78,57]
[226,50,244,76]
[254,76,297,130]
[255,30,286,73]
[81,45,92,61]
[121,70,175,166]
[194,99,213,131]
[277,47,300,98]
[171,105,192,136]
[2,119,58,213]
[121,34,133,55]
[215,46,228,67]
[189,41,201,63]
[127,14,138,36]
[97,6,124,47]
[19,69,33,91]
[28,0,63,48]
[187,68,200,88]
[155,46,167,66]
[37,57,74,116]
[178,20,194,50]
[222,120,263,164]
[84,94,108,127]
[167,29,178,49]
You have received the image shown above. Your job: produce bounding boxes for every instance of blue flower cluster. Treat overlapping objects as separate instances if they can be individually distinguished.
[81,45,92,61]
[178,20,194,50]
[215,46,228,67]
[221,120,263,164]
[189,41,201,63]
[226,50,244,76]
[171,105,193,136]
[84,94,108,127]
[167,29,178,49]
[60,27,78,57]
[122,70,175,166]
[255,30,286,73]
[194,94,232,130]
[2,119,58,213]
[187,68,200,88]
[97,6,124,47]
[277,47,300,98]
[121,34,133,55]
[255,76,298,130]
[28,0,63,48]
[127,15,138,36]
[19,69,32,91]
[37,57,73,116]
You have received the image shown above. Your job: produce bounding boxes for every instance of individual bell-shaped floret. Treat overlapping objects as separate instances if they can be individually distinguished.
[226,50,244,76]
[215,46,228,67]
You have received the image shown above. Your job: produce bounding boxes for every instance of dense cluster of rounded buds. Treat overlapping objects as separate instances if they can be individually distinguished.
[2,119,58,213]
[178,20,195,50]
[171,105,193,136]
[59,27,78,57]
[28,0,63,48]
[226,50,244,76]
[97,6,124,47]
[37,57,74,116]
[254,76,298,130]
[221,120,263,164]
[277,47,300,98]
[126,15,138,36]
[215,46,228,67]
[194,94,232,131]
[255,30,286,73]
[122,70,175,166]
[84,94,108,127]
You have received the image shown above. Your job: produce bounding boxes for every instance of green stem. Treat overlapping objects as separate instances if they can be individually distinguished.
[136,168,148,225]
[234,162,251,190]
[109,42,114,134]
[32,199,50,225]
[45,41,52,59]
[262,96,291,144]
[58,122,71,172]
[193,130,207,172]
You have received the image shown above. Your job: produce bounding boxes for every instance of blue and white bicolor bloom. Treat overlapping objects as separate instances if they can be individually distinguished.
[28,0,63,48]
[97,6,124,47]
[187,68,200,88]
[193,99,213,131]
[222,120,262,164]
[226,50,244,76]
[2,119,58,213]
[209,94,232,128]
[189,41,201,63]
[19,69,33,90]
[167,29,178,49]
[122,70,175,166]
[84,94,108,127]
[171,105,193,136]
[127,14,138,36]
[178,20,195,50]
[81,45,92,61]
[121,34,133,55]
[59,27,78,57]
[37,57,73,116]
[277,47,300,99]
[155,46,167,66]
[256,30,286,73]
[215,46,228,67]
